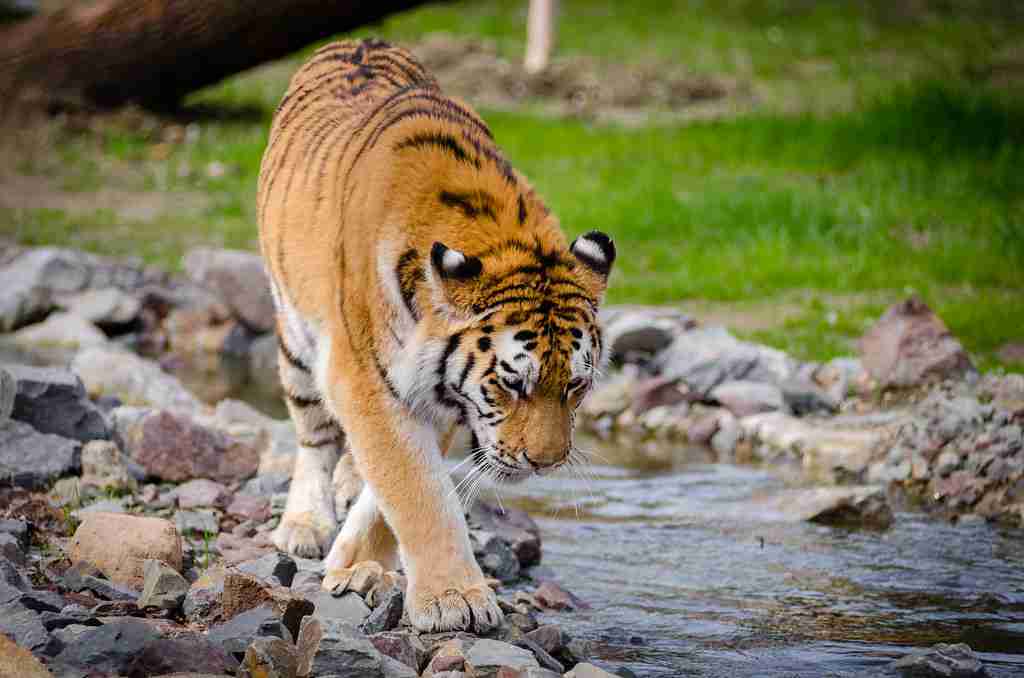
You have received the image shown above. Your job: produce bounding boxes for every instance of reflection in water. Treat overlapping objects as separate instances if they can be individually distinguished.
[453,436,1024,677]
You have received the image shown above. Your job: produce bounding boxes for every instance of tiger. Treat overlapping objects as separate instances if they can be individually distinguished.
[257,38,615,633]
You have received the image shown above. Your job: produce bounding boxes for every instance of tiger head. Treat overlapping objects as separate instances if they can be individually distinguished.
[422,230,616,483]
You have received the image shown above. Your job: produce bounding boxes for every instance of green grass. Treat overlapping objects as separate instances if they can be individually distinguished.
[2,1,1022,369]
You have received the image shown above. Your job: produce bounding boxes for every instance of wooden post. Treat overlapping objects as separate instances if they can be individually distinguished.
[524,0,557,75]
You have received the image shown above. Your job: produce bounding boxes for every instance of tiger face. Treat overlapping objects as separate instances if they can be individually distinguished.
[424,231,616,482]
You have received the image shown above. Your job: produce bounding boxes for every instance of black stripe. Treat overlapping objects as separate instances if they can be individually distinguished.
[395,248,423,321]
[278,334,311,372]
[438,190,497,221]
[514,330,538,341]
[287,393,320,408]
[373,355,403,402]
[458,353,476,390]
[517,194,527,226]
[395,132,479,168]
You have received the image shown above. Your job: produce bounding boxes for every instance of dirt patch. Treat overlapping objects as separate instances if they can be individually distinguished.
[410,34,752,124]
[0,172,209,221]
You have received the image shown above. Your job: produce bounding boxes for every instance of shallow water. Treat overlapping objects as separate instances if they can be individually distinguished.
[473,439,1024,677]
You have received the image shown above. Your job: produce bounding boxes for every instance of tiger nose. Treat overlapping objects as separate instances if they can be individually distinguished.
[523,448,568,469]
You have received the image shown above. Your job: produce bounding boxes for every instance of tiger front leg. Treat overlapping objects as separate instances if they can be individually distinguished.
[325,387,502,633]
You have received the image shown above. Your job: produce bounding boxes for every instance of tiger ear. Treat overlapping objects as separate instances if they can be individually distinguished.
[427,242,483,317]
[570,231,615,296]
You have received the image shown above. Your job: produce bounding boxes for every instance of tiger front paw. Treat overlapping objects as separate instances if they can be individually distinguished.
[406,579,503,633]
[271,511,336,559]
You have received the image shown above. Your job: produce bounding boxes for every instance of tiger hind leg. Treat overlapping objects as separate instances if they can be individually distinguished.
[271,337,344,558]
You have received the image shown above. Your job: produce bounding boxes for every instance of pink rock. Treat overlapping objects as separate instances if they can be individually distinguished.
[225,494,271,522]
[534,581,589,611]
[174,478,232,509]
[859,297,974,389]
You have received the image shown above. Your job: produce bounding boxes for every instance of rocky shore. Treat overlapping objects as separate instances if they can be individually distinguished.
[0,241,1021,676]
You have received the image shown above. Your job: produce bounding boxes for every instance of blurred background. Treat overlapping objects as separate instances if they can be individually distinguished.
[1,0,1021,371]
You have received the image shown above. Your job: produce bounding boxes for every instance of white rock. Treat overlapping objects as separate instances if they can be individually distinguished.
[10,312,108,349]
[72,346,204,414]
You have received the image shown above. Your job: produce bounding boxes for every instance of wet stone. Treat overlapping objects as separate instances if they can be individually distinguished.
[890,642,988,677]
[472,530,521,583]
[465,639,540,677]
[565,664,621,678]
[534,581,589,611]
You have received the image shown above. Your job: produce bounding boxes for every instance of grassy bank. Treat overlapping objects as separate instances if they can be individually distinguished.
[2,1,1022,369]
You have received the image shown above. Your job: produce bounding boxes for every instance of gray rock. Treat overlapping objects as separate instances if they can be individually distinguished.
[311,591,372,625]
[0,555,30,590]
[0,519,30,550]
[0,600,62,656]
[380,654,419,678]
[5,364,110,442]
[138,558,189,611]
[779,378,839,415]
[310,618,385,677]
[710,380,787,417]
[176,509,220,536]
[72,346,204,415]
[129,634,239,677]
[240,473,291,497]
[72,497,129,518]
[56,287,141,328]
[206,605,293,656]
[0,533,24,566]
[0,420,81,489]
[0,365,14,423]
[237,551,297,587]
[361,588,404,634]
[290,568,324,594]
[183,248,275,333]
[173,478,232,509]
[465,638,540,677]
[654,326,796,397]
[80,439,137,492]
[368,631,429,673]
[599,305,694,363]
[471,530,521,583]
[890,642,988,677]
[61,562,139,601]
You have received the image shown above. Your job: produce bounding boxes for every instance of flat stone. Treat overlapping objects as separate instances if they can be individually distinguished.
[758,486,894,529]
[0,633,54,678]
[237,551,297,587]
[296,615,323,677]
[309,617,384,677]
[890,642,987,677]
[68,513,182,589]
[311,591,372,625]
[120,409,259,484]
[533,581,588,611]
[138,558,189,611]
[710,380,788,418]
[11,311,108,350]
[72,346,204,414]
[5,364,110,442]
[173,478,232,509]
[0,420,81,489]
[130,634,240,677]
[859,297,975,389]
[565,664,620,678]
[525,625,569,656]
[465,639,539,677]
[206,604,293,656]
[183,247,276,333]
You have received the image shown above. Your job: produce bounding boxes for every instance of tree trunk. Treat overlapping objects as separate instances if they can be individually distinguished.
[524,0,557,75]
[0,0,433,111]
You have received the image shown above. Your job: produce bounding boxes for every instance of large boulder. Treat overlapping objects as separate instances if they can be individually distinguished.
[118,409,259,483]
[653,326,796,398]
[859,297,974,389]
[0,420,81,489]
[757,486,894,529]
[182,248,275,333]
[6,365,110,442]
[68,513,182,589]
[598,305,695,363]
